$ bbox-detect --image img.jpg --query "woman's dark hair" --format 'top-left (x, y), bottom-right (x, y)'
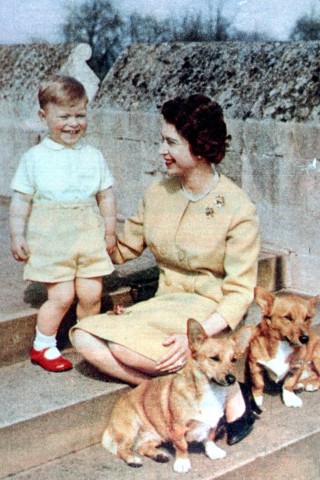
top-left (161, 94), bottom-right (230, 164)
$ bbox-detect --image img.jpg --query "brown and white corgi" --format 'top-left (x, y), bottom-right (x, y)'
top-left (102, 318), bottom-right (253, 473)
top-left (247, 287), bottom-right (319, 408)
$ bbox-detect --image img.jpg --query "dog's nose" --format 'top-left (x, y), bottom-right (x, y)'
top-left (225, 374), bottom-right (236, 385)
top-left (299, 334), bottom-right (309, 344)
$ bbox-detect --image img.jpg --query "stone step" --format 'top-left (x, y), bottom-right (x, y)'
top-left (2, 317), bottom-right (320, 479)
top-left (0, 255), bottom-right (159, 367)
top-left (0, 242), bottom-right (289, 367)
top-left (0, 350), bottom-right (127, 478)
top-left (1, 362), bottom-right (320, 480)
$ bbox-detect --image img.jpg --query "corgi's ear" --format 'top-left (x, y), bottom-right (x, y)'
top-left (255, 287), bottom-right (275, 315)
top-left (187, 318), bottom-right (207, 352)
top-left (308, 295), bottom-right (319, 317)
top-left (234, 326), bottom-right (256, 356)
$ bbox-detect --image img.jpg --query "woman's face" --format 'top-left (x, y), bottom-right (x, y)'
top-left (159, 121), bottom-right (199, 177)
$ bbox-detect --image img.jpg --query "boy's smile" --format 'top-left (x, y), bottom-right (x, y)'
top-left (39, 100), bottom-right (87, 147)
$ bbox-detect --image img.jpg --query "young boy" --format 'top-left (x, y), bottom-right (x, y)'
top-left (9, 75), bottom-right (116, 372)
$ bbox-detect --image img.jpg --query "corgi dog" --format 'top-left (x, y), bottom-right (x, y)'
top-left (102, 318), bottom-right (253, 473)
top-left (247, 287), bottom-right (318, 408)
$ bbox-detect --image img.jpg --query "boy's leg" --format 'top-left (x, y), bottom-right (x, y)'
top-left (37, 281), bottom-right (75, 335)
top-left (75, 276), bottom-right (103, 320)
top-left (31, 281), bottom-right (75, 371)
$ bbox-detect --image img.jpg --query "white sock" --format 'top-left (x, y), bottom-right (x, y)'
top-left (33, 328), bottom-right (61, 359)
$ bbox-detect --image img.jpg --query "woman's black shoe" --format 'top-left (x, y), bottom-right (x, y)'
top-left (239, 381), bottom-right (263, 416)
top-left (226, 382), bottom-right (261, 446)
top-left (226, 409), bottom-right (255, 445)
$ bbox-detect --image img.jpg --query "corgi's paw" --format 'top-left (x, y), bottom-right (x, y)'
top-left (253, 395), bottom-right (264, 407)
top-left (127, 455), bottom-right (143, 468)
top-left (204, 441), bottom-right (226, 460)
top-left (295, 383), bottom-right (304, 390)
top-left (282, 388), bottom-right (303, 407)
top-left (173, 458), bottom-right (191, 473)
top-left (305, 384), bottom-right (318, 392)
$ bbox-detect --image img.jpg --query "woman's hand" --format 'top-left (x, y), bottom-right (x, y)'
top-left (155, 334), bottom-right (190, 373)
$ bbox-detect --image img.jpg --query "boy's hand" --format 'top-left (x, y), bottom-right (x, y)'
top-left (11, 236), bottom-right (30, 261)
top-left (106, 233), bottom-right (116, 255)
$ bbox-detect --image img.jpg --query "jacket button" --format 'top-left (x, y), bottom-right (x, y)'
top-left (178, 252), bottom-right (185, 261)
top-left (165, 279), bottom-right (172, 286)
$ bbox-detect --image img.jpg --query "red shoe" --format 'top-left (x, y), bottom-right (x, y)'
top-left (30, 348), bottom-right (73, 372)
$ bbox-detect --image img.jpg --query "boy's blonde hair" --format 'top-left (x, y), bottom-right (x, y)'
top-left (38, 75), bottom-right (88, 110)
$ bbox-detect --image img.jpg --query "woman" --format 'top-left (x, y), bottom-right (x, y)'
top-left (71, 94), bottom-right (260, 444)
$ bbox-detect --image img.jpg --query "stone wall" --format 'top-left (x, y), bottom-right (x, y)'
top-left (1, 41), bottom-right (320, 294)
top-left (95, 41), bottom-right (320, 121)
top-left (87, 110), bottom-right (320, 295)
top-left (92, 41), bottom-right (320, 295)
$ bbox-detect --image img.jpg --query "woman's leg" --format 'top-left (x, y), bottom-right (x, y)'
top-left (225, 382), bottom-right (256, 445)
top-left (75, 277), bottom-right (103, 320)
top-left (72, 329), bottom-right (156, 385)
top-left (225, 382), bottom-right (246, 421)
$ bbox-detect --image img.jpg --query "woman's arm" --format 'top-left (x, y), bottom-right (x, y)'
top-left (111, 197), bottom-right (147, 264)
top-left (9, 191), bottom-right (32, 261)
top-left (215, 203), bottom-right (260, 330)
top-left (201, 312), bottom-right (229, 336)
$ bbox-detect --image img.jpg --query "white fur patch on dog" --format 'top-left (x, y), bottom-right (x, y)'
top-left (254, 395), bottom-right (264, 406)
top-left (204, 440), bottom-right (226, 460)
top-left (101, 430), bottom-right (117, 455)
top-left (186, 384), bottom-right (226, 443)
top-left (282, 388), bottom-right (303, 407)
top-left (174, 458), bottom-right (191, 473)
top-left (305, 384), bottom-right (318, 392)
top-left (258, 341), bottom-right (293, 383)
top-left (194, 384), bottom-right (227, 428)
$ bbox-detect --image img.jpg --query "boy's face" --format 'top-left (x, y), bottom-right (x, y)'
top-left (38, 100), bottom-right (87, 147)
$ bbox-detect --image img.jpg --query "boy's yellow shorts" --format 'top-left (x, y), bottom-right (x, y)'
top-left (24, 201), bottom-right (114, 283)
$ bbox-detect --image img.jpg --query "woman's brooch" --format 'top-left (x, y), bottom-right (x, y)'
top-left (205, 195), bottom-right (225, 218)
top-left (205, 207), bottom-right (215, 218)
top-left (215, 195), bottom-right (225, 207)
